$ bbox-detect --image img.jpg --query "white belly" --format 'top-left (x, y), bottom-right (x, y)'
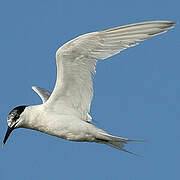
top-left (26, 112), bottom-right (100, 142)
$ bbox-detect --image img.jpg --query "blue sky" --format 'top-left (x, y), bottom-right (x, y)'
top-left (0, 0), bottom-right (179, 179)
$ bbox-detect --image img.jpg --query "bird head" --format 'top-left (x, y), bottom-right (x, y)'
top-left (2, 105), bottom-right (27, 147)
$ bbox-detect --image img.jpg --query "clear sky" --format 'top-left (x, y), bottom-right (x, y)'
top-left (0, 0), bottom-right (179, 179)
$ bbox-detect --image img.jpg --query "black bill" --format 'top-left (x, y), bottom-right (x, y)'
top-left (2, 126), bottom-right (14, 147)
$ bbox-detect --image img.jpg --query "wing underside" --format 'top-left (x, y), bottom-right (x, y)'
top-left (46, 21), bottom-right (175, 120)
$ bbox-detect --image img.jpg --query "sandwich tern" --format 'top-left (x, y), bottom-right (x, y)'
top-left (3, 21), bottom-right (176, 154)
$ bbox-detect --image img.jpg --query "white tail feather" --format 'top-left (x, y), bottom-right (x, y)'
top-left (96, 133), bottom-right (145, 155)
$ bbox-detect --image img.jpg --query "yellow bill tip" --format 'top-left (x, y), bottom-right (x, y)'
top-left (2, 143), bottom-right (5, 148)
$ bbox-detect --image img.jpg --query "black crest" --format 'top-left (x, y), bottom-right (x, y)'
top-left (8, 105), bottom-right (27, 123)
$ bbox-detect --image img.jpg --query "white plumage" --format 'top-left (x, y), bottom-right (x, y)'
top-left (48, 21), bottom-right (175, 121)
top-left (3, 21), bottom-right (176, 154)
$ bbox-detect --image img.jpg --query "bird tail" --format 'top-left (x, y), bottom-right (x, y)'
top-left (96, 133), bottom-right (145, 156)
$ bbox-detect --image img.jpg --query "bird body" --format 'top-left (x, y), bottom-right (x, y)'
top-left (20, 105), bottom-right (102, 142)
top-left (3, 21), bottom-right (176, 154)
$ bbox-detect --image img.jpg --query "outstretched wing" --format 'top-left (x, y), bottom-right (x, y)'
top-left (46, 21), bottom-right (175, 119)
top-left (32, 86), bottom-right (51, 103)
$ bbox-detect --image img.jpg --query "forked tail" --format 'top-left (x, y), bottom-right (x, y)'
top-left (96, 133), bottom-right (145, 156)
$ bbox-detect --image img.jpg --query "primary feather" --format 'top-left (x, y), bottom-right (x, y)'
top-left (47, 21), bottom-right (175, 120)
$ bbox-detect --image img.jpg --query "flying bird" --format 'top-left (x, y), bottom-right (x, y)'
top-left (3, 21), bottom-right (176, 154)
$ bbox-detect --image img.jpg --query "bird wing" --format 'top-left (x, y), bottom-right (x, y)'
top-left (46, 21), bottom-right (175, 120)
top-left (32, 86), bottom-right (51, 103)
top-left (32, 86), bottom-right (93, 122)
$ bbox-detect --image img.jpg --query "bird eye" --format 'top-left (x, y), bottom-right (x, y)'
top-left (14, 114), bottom-right (20, 119)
